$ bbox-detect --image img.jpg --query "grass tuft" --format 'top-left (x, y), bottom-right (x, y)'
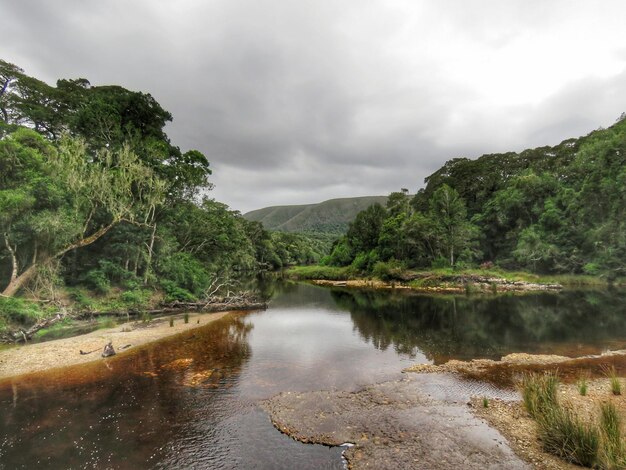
top-left (599, 402), bottom-right (625, 469)
top-left (521, 372), bottom-right (599, 467)
top-left (521, 371), bottom-right (559, 419)
top-left (603, 365), bottom-right (622, 396)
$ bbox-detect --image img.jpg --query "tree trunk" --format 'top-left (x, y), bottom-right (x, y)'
top-left (1, 219), bottom-right (120, 297)
top-left (2, 264), bottom-right (38, 297)
top-left (143, 223), bottom-right (157, 285)
top-left (3, 233), bottom-right (18, 283)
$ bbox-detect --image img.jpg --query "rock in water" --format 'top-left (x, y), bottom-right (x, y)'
top-left (102, 342), bottom-right (116, 358)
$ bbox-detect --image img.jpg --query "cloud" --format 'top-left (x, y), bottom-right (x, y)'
top-left (1, 0), bottom-right (625, 212)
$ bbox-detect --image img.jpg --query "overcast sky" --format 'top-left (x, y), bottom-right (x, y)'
top-left (2, 0), bottom-right (625, 213)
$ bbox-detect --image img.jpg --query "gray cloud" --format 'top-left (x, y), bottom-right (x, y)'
top-left (1, 0), bottom-right (625, 212)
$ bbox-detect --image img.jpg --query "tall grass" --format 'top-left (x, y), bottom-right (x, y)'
top-left (603, 366), bottom-right (622, 396)
top-left (521, 372), bottom-right (626, 469)
top-left (522, 372), bottom-right (598, 467)
top-left (521, 371), bottom-right (559, 419)
top-left (599, 402), bottom-right (625, 469)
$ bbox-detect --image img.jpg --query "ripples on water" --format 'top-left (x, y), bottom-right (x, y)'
top-left (1, 283), bottom-right (626, 468)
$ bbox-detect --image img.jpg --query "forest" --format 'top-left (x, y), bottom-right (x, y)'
top-left (0, 60), bottom-right (325, 329)
top-left (326, 113), bottom-right (626, 278)
top-left (2, 58), bottom-right (625, 332)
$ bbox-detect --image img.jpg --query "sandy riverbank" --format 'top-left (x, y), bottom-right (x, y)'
top-left (0, 311), bottom-right (234, 380)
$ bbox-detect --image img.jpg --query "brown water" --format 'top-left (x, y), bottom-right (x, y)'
top-left (2, 283), bottom-right (626, 468)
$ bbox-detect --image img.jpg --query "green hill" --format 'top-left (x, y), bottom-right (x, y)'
top-left (244, 196), bottom-right (388, 235)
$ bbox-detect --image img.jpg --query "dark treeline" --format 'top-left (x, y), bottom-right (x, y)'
top-left (326, 114), bottom-right (626, 277)
top-left (0, 60), bottom-right (323, 314)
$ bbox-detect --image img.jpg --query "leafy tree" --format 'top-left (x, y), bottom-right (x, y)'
top-left (428, 184), bottom-right (477, 267)
top-left (0, 129), bottom-right (165, 296)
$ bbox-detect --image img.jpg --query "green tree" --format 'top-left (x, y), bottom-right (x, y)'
top-left (0, 129), bottom-right (165, 296)
top-left (429, 184), bottom-right (477, 266)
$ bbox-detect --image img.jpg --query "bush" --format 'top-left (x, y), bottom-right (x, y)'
top-left (372, 259), bottom-right (405, 281)
top-left (160, 280), bottom-right (196, 302)
top-left (84, 269), bottom-right (111, 294)
top-left (157, 252), bottom-right (211, 296)
top-left (0, 297), bottom-right (44, 326)
top-left (583, 262), bottom-right (602, 276)
top-left (120, 289), bottom-right (151, 308)
top-left (431, 256), bottom-right (450, 269)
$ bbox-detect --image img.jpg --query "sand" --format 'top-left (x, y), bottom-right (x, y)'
top-left (0, 311), bottom-right (233, 380)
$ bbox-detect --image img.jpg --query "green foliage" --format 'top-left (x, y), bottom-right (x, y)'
top-left (599, 402), bottom-right (625, 469)
top-left (522, 372), bottom-right (599, 467)
top-left (286, 265), bottom-right (351, 281)
top-left (84, 269), bottom-right (111, 294)
top-left (371, 259), bottom-right (405, 281)
top-left (538, 405), bottom-right (599, 467)
top-left (157, 252), bottom-right (211, 296)
top-left (160, 280), bottom-right (196, 302)
top-left (0, 297), bottom-right (44, 325)
top-left (521, 372), bottom-right (559, 419)
top-left (604, 366), bottom-right (622, 396)
top-left (120, 289), bottom-right (151, 308)
top-left (578, 376), bottom-right (588, 396)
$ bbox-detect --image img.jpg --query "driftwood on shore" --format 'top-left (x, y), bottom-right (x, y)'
top-left (0, 293), bottom-right (267, 344)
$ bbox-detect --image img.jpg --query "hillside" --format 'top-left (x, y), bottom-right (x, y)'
top-left (244, 196), bottom-right (388, 234)
top-left (322, 115), bottom-right (626, 275)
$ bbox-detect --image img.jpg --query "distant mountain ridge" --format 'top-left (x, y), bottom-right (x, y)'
top-left (244, 196), bottom-right (388, 234)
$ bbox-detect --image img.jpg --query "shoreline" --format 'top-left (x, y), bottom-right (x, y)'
top-left (309, 277), bottom-right (563, 293)
top-left (265, 350), bottom-right (626, 469)
top-left (0, 310), bottom-right (239, 380)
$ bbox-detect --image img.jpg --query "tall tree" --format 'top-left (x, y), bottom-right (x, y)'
top-left (429, 184), bottom-right (477, 266)
top-left (0, 129), bottom-right (165, 296)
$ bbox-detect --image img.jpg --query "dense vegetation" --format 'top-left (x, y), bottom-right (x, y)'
top-left (325, 115), bottom-right (626, 278)
top-left (0, 59), bottom-right (323, 328)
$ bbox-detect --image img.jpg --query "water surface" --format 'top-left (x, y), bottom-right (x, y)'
top-left (1, 283), bottom-right (626, 468)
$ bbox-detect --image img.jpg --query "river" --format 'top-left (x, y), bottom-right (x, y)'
top-left (1, 282), bottom-right (626, 468)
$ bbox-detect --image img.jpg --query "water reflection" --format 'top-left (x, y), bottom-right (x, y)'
top-left (2, 283), bottom-right (626, 468)
top-left (333, 288), bottom-right (626, 363)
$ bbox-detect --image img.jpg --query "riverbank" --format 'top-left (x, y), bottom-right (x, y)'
top-left (265, 349), bottom-right (626, 469)
top-left (284, 265), bottom-right (615, 293)
top-left (0, 310), bottom-right (236, 380)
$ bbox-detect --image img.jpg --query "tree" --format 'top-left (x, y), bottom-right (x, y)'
top-left (0, 129), bottom-right (165, 296)
top-left (346, 203), bottom-right (387, 256)
top-left (429, 184), bottom-right (477, 266)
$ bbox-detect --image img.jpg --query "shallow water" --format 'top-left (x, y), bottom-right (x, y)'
top-left (1, 283), bottom-right (626, 468)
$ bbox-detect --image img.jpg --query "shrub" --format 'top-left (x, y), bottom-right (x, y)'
top-left (120, 289), bottom-right (151, 308)
top-left (160, 280), bottom-right (196, 302)
top-left (84, 269), bottom-right (111, 294)
top-left (157, 252), bottom-right (211, 296)
top-left (372, 259), bottom-right (405, 281)
top-left (0, 297), bottom-right (44, 325)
